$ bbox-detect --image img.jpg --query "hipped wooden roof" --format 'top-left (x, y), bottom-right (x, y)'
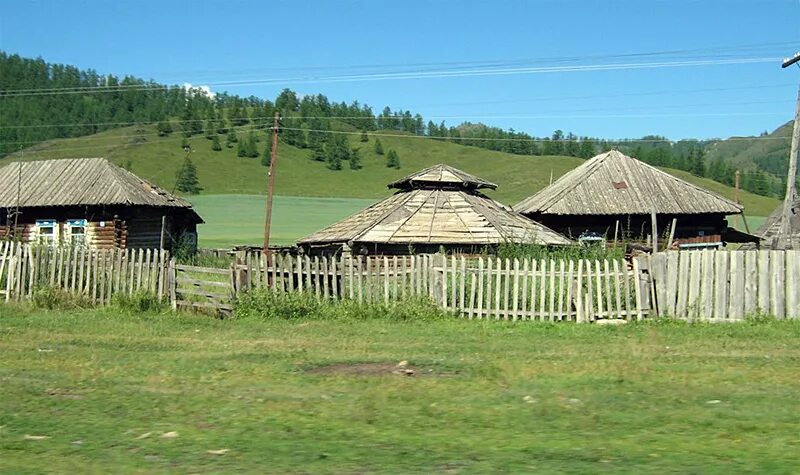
top-left (0, 158), bottom-right (196, 210)
top-left (387, 164), bottom-right (497, 190)
top-left (300, 167), bottom-right (570, 247)
top-left (514, 150), bottom-right (743, 216)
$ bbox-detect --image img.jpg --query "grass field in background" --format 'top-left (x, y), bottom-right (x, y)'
top-left (2, 307), bottom-right (800, 473)
top-left (189, 195), bottom-right (376, 248)
top-left (190, 194), bottom-right (769, 248)
top-left (7, 124), bottom-right (780, 216)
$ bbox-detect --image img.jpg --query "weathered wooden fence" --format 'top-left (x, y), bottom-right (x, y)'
top-left (234, 252), bottom-right (650, 321)
top-left (0, 242), bottom-right (169, 303)
top-left (648, 249), bottom-right (800, 320)
top-left (3, 243), bottom-right (799, 322)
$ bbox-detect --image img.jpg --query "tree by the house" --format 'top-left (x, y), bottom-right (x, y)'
top-left (156, 121), bottom-right (173, 137)
top-left (211, 135), bottom-right (222, 151)
top-left (360, 130), bottom-right (369, 142)
top-left (175, 157), bottom-right (201, 194)
top-left (374, 138), bottom-right (384, 155)
top-left (349, 147), bottom-right (362, 170)
top-left (386, 149), bottom-right (400, 169)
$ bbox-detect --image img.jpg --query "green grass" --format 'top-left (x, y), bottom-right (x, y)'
top-left (2, 306), bottom-right (800, 473)
top-left (189, 195), bottom-right (376, 248)
top-left (5, 123), bottom-right (780, 216)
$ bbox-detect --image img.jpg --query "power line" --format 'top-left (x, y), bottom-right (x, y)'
top-left (0, 56), bottom-right (783, 98)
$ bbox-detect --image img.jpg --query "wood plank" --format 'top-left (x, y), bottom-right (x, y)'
top-left (520, 258), bottom-right (529, 320)
top-left (468, 266), bottom-right (477, 319)
top-left (503, 258), bottom-right (511, 320)
top-left (512, 258), bottom-right (520, 321)
top-left (727, 251), bottom-right (745, 321)
top-left (771, 250), bottom-right (785, 318)
top-left (556, 260), bottom-right (565, 320)
top-left (603, 259), bottom-right (613, 318)
top-left (450, 255), bottom-right (457, 311)
top-left (383, 256), bottom-right (390, 304)
top-left (742, 250), bottom-right (758, 317)
top-left (459, 257), bottom-right (467, 315)
top-left (687, 251), bottom-right (701, 319)
top-left (176, 287), bottom-right (231, 300)
top-left (701, 250), bottom-right (715, 319)
top-left (356, 256), bottom-right (363, 303)
top-left (594, 259), bottom-right (603, 320)
top-left (575, 259), bottom-right (584, 322)
top-left (485, 257), bottom-right (493, 318)
top-left (529, 259), bottom-right (538, 320)
top-left (674, 252), bottom-right (689, 318)
top-left (494, 257), bottom-right (502, 319)
top-left (538, 259), bottom-right (547, 320)
top-left (757, 250), bottom-right (770, 315)
top-left (713, 251), bottom-right (729, 321)
top-left (787, 250), bottom-right (800, 318)
top-left (611, 259), bottom-right (622, 319)
top-left (477, 257), bottom-right (485, 319)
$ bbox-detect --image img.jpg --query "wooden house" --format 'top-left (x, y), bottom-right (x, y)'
top-left (514, 150), bottom-right (755, 247)
top-left (298, 164), bottom-right (571, 255)
top-left (0, 158), bottom-right (203, 250)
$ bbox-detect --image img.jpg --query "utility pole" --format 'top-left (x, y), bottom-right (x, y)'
top-left (779, 51), bottom-right (800, 248)
top-left (263, 112), bottom-right (281, 256)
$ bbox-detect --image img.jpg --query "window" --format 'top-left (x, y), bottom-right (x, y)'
top-left (35, 219), bottom-right (57, 245)
top-left (66, 219), bottom-right (86, 246)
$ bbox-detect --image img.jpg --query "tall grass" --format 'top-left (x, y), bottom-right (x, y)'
top-left (234, 288), bottom-right (449, 322)
top-left (495, 242), bottom-right (625, 262)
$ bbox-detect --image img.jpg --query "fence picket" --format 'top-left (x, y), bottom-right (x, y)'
top-left (612, 259), bottom-right (622, 319)
top-left (477, 257), bottom-right (485, 319)
top-left (771, 250), bottom-right (785, 318)
top-left (728, 251), bottom-right (745, 321)
top-left (503, 258), bottom-right (511, 320)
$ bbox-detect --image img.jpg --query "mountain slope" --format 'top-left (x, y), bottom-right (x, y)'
top-left (2, 122), bottom-right (779, 216)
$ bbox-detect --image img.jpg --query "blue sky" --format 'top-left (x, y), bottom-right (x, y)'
top-left (2, 0), bottom-right (800, 140)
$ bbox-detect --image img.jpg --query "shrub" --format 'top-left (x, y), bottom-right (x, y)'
top-left (112, 290), bottom-right (166, 313)
top-left (31, 287), bottom-right (92, 310)
top-left (235, 290), bottom-right (326, 320)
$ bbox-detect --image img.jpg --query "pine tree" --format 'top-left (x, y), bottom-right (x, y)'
top-left (157, 121), bottom-right (173, 137)
top-left (204, 120), bottom-right (215, 140)
top-left (237, 138), bottom-right (247, 157)
top-left (374, 138), bottom-right (384, 155)
top-left (246, 132), bottom-right (259, 158)
top-left (386, 149), bottom-right (400, 169)
top-left (349, 147), bottom-right (362, 170)
top-left (175, 157), bottom-right (201, 194)
top-left (211, 135), bottom-right (222, 151)
top-left (360, 130), bottom-right (369, 142)
top-left (310, 145), bottom-right (326, 162)
top-left (226, 130), bottom-right (237, 148)
top-left (326, 151), bottom-right (342, 170)
top-left (181, 137), bottom-right (189, 149)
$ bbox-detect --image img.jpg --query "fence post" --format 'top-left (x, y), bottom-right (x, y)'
top-left (169, 258), bottom-right (178, 311)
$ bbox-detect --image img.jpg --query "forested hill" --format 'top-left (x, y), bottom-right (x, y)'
top-left (0, 51), bottom-right (792, 199)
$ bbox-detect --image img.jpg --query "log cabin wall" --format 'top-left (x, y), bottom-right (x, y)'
top-left (0, 205), bottom-right (198, 250)
top-left (528, 213), bottom-right (730, 241)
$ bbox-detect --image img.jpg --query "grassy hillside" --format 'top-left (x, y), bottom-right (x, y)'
top-left (4, 122), bottom-right (779, 216)
top-left (705, 121), bottom-right (792, 174)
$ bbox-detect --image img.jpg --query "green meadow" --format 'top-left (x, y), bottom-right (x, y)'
top-left (2, 306), bottom-right (800, 474)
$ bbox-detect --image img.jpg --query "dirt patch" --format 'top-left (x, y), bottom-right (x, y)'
top-left (305, 361), bottom-right (449, 377)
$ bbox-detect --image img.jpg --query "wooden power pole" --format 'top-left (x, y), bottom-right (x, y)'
top-left (263, 112), bottom-right (281, 256)
top-left (779, 85), bottom-right (800, 248)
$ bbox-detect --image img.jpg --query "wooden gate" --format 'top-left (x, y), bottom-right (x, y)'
top-left (172, 263), bottom-right (235, 313)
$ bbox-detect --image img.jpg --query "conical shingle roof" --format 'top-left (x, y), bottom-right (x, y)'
top-left (300, 166), bottom-right (570, 247)
top-left (514, 150), bottom-right (742, 216)
top-left (387, 163), bottom-right (497, 190)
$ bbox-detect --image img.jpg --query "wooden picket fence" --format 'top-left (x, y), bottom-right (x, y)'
top-left (648, 249), bottom-right (800, 320)
top-left (3, 243), bottom-right (799, 322)
top-left (0, 242), bottom-right (170, 303)
top-left (234, 252), bottom-right (651, 321)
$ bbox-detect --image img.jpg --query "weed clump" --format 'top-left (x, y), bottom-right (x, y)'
top-left (31, 287), bottom-right (92, 310)
top-left (112, 290), bottom-right (166, 313)
top-left (234, 288), bottom-right (448, 322)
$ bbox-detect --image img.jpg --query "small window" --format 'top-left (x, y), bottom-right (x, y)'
top-left (67, 219), bottom-right (87, 246)
top-left (35, 219), bottom-right (57, 245)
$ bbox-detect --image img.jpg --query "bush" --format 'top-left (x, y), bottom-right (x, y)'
top-left (234, 289), bottom-right (449, 322)
top-left (112, 290), bottom-right (166, 313)
top-left (31, 287), bottom-right (92, 310)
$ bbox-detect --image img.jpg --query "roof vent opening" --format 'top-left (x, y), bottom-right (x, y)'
top-left (612, 181), bottom-right (628, 189)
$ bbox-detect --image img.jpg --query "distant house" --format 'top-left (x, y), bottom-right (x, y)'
top-left (0, 158), bottom-right (203, 250)
top-left (514, 150), bottom-right (756, 247)
top-left (298, 164), bottom-right (571, 255)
